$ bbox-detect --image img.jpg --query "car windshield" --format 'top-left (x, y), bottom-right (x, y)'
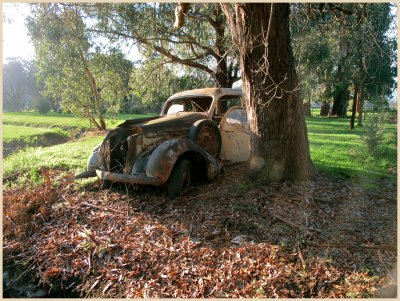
top-left (164, 96), bottom-right (213, 115)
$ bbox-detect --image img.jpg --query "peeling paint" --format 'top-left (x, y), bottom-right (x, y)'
top-left (76, 88), bottom-right (248, 190)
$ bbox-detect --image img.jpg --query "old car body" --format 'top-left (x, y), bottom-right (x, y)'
top-left (76, 88), bottom-right (251, 198)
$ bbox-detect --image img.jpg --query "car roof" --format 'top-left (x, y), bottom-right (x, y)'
top-left (167, 88), bottom-right (243, 100)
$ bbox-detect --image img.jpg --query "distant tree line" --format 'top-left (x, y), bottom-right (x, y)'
top-left (291, 3), bottom-right (396, 123)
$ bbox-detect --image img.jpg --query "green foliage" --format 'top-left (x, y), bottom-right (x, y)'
top-left (362, 96), bottom-right (390, 154)
top-left (236, 183), bottom-right (249, 193)
top-left (3, 57), bottom-right (40, 112)
top-left (85, 3), bottom-right (240, 87)
top-left (292, 3), bottom-right (396, 108)
top-left (129, 59), bottom-right (214, 112)
top-left (32, 96), bottom-right (51, 114)
top-left (27, 3), bottom-right (132, 130)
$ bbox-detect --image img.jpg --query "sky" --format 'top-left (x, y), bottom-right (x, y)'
top-left (3, 3), bottom-right (34, 63)
top-left (2, 3), bottom-right (141, 64)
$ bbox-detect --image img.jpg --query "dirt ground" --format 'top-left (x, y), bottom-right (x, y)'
top-left (3, 164), bottom-right (397, 298)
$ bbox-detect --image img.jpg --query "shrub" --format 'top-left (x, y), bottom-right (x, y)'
top-left (33, 97), bottom-right (51, 114)
top-left (363, 98), bottom-right (388, 154)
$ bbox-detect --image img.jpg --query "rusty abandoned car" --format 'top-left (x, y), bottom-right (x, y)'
top-left (76, 88), bottom-right (251, 198)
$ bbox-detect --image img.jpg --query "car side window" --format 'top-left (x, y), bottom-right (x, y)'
top-left (225, 108), bottom-right (248, 125)
top-left (216, 95), bottom-right (242, 115)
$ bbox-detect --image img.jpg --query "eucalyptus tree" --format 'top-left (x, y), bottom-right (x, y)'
top-left (348, 4), bottom-right (396, 127)
top-left (218, 3), bottom-right (314, 181)
top-left (83, 3), bottom-right (240, 88)
top-left (130, 54), bottom-right (214, 112)
top-left (3, 58), bottom-right (29, 111)
top-left (27, 3), bottom-right (132, 130)
top-left (3, 58), bottom-right (38, 111)
top-left (292, 3), bottom-right (396, 119)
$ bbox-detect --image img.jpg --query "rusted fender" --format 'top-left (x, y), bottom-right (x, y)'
top-left (75, 143), bottom-right (102, 179)
top-left (146, 137), bottom-right (222, 183)
top-left (95, 170), bottom-right (163, 185)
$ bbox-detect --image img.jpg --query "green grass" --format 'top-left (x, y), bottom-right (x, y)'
top-left (3, 124), bottom-right (70, 143)
top-left (2, 111), bottom-right (396, 190)
top-left (3, 135), bottom-right (104, 179)
top-left (3, 111), bottom-right (157, 130)
top-left (306, 115), bottom-right (397, 188)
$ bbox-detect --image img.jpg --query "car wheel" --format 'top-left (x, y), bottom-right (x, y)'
top-left (168, 159), bottom-right (192, 199)
top-left (189, 120), bottom-right (221, 158)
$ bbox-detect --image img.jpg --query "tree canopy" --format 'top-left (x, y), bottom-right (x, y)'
top-left (3, 57), bottom-right (39, 112)
top-left (292, 3), bottom-right (396, 117)
top-left (82, 3), bottom-right (240, 88)
top-left (27, 3), bottom-right (132, 130)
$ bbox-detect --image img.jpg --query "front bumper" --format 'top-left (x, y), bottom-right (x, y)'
top-left (75, 169), bottom-right (163, 185)
top-left (95, 170), bottom-right (163, 185)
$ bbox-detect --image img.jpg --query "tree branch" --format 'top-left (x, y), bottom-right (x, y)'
top-left (88, 28), bottom-right (216, 77)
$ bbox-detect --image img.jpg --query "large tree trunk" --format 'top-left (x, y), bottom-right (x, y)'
top-left (331, 35), bottom-right (350, 118)
top-left (320, 102), bottom-right (330, 116)
top-left (331, 87), bottom-right (349, 117)
top-left (222, 3), bottom-right (314, 181)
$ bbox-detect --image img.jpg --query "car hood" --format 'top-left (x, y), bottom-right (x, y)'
top-left (118, 112), bottom-right (207, 135)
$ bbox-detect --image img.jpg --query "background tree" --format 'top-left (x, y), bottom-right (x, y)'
top-left (3, 57), bottom-right (39, 111)
top-left (83, 3), bottom-right (240, 88)
top-left (27, 3), bottom-right (132, 130)
top-left (292, 3), bottom-right (396, 119)
top-left (129, 52), bottom-right (214, 113)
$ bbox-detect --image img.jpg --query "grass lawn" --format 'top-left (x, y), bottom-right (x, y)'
top-left (3, 112), bottom-right (157, 130)
top-left (306, 115), bottom-right (397, 188)
top-left (3, 111), bottom-right (396, 189)
top-left (3, 124), bottom-right (70, 143)
top-left (3, 135), bottom-right (104, 186)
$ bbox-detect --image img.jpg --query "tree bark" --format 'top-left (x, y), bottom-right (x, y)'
top-left (213, 5), bottom-right (229, 87)
top-left (331, 87), bottom-right (349, 117)
top-left (357, 88), bottom-right (363, 126)
top-left (350, 84), bottom-right (358, 129)
top-left (320, 102), bottom-right (330, 116)
top-left (302, 101), bottom-right (311, 117)
top-left (331, 35), bottom-right (350, 118)
top-left (222, 3), bottom-right (314, 181)
top-left (79, 48), bottom-right (106, 130)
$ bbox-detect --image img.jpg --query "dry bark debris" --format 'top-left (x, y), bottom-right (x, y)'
top-left (3, 165), bottom-right (397, 298)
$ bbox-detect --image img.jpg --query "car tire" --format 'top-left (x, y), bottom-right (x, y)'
top-left (189, 120), bottom-right (221, 158)
top-left (168, 159), bottom-right (192, 199)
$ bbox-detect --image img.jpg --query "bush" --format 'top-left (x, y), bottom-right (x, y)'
top-left (363, 98), bottom-right (387, 154)
top-left (33, 97), bottom-right (51, 114)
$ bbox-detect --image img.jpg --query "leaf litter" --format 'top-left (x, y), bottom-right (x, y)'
top-left (3, 163), bottom-right (397, 297)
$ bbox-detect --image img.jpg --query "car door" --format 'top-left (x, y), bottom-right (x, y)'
top-left (219, 106), bottom-right (250, 162)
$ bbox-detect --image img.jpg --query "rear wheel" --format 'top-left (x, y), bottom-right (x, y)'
top-left (168, 159), bottom-right (192, 199)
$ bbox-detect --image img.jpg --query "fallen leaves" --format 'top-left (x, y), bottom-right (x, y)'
top-left (2, 166), bottom-right (397, 298)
